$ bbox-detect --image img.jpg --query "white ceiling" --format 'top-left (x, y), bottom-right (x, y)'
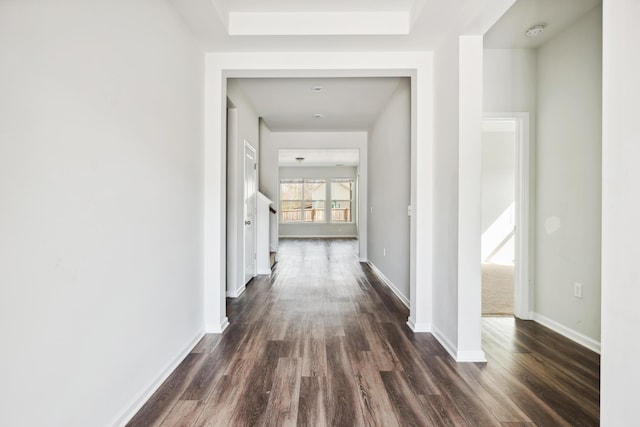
top-left (279, 149), bottom-right (359, 167)
top-left (169, 0), bottom-right (516, 51)
top-left (484, 0), bottom-right (601, 49)
top-left (229, 77), bottom-right (406, 132)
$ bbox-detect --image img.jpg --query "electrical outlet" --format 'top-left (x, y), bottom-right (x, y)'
top-left (574, 282), bottom-right (583, 299)
top-left (383, 248), bottom-right (386, 257)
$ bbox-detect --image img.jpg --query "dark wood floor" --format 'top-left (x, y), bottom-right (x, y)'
top-left (127, 238), bottom-right (600, 426)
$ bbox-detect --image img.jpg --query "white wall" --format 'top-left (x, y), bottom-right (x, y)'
top-left (367, 80), bottom-right (411, 302)
top-left (0, 1), bottom-right (204, 426)
top-left (535, 5), bottom-right (602, 345)
top-left (601, 0), bottom-right (640, 423)
top-left (484, 49), bottom-right (537, 114)
top-left (279, 166), bottom-right (358, 237)
top-left (259, 128), bottom-right (368, 254)
top-left (226, 81), bottom-right (260, 296)
top-left (431, 35), bottom-right (461, 354)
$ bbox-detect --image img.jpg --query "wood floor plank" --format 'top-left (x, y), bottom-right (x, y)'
top-left (422, 356), bottom-right (503, 427)
top-left (380, 322), bottom-right (441, 395)
top-left (180, 351), bottom-right (228, 401)
top-left (445, 359), bottom-right (532, 423)
top-left (300, 331), bottom-right (327, 377)
top-left (478, 352), bottom-right (574, 427)
top-left (192, 375), bottom-right (244, 427)
top-left (350, 351), bottom-right (400, 427)
top-left (263, 357), bottom-right (302, 427)
top-left (417, 394), bottom-right (468, 426)
top-left (229, 340), bottom-right (292, 426)
top-left (357, 312), bottom-right (403, 371)
top-left (297, 376), bottom-right (327, 427)
top-left (159, 400), bottom-right (204, 427)
top-left (191, 334), bottom-right (222, 354)
top-left (380, 370), bottom-right (438, 426)
top-left (324, 335), bottom-right (365, 426)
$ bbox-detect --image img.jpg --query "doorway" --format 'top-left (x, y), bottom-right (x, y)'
top-left (481, 114), bottom-right (531, 319)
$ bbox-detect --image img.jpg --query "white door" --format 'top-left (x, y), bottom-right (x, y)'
top-left (244, 141), bottom-right (257, 284)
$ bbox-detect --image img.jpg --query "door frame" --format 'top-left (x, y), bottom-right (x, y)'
top-left (483, 112), bottom-right (532, 319)
top-left (204, 52), bottom-right (433, 337)
top-left (243, 140), bottom-right (257, 284)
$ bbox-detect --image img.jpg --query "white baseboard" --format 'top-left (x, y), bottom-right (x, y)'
top-left (456, 350), bottom-right (487, 363)
top-left (279, 235), bottom-right (358, 239)
top-left (431, 326), bottom-right (486, 362)
top-left (226, 285), bottom-right (246, 298)
top-left (257, 268), bottom-right (272, 275)
top-left (515, 311), bottom-right (535, 321)
top-left (407, 318), bottom-right (431, 332)
top-left (111, 329), bottom-right (204, 427)
top-left (366, 261), bottom-right (410, 308)
top-left (533, 313), bottom-right (601, 354)
top-left (206, 317), bottom-right (229, 334)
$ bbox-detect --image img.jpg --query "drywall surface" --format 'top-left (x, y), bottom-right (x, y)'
top-left (260, 129), bottom-right (368, 252)
top-left (601, 0), bottom-right (640, 423)
top-left (279, 166), bottom-right (358, 237)
top-left (0, 1), bottom-right (204, 426)
top-left (367, 80), bottom-right (411, 302)
top-left (226, 82), bottom-right (260, 295)
top-left (484, 49), bottom-right (537, 113)
top-left (431, 35), bottom-right (460, 352)
top-left (535, 5), bottom-right (602, 344)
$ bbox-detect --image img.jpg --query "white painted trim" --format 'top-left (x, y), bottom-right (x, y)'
top-left (206, 318), bottom-right (229, 334)
top-left (367, 261), bottom-right (410, 308)
top-left (432, 326), bottom-right (486, 362)
top-left (279, 235), bottom-right (359, 239)
top-left (456, 350), bottom-right (487, 363)
top-left (483, 113), bottom-right (532, 320)
top-left (534, 313), bottom-right (601, 354)
top-left (205, 52), bottom-right (433, 344)
top-left (407, 319), bottom-right (431, 332)
top-left (243, 140), bottom-right (258, 286)
top-left (431, 325), bottom-right (457, 360)
top-left (226, 285), bottom-right (246, 298)
top-left (112, 329), bottom-right (205, 427)
top-left (257, 268), bottom-right (272, 275)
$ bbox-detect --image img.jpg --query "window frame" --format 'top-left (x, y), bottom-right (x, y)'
top-left (330, 178), bottom-right (355, 224)
top-left (279, 178), bottom-right (327, 224)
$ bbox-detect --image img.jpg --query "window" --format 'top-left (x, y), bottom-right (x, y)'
top-left (331, 179), bottom-right (353, 223)
top-left (280, 179), bottom-right (326, 223)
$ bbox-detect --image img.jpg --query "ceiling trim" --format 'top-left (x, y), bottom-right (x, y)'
top-left (228, 11), bottom-right (410, 36)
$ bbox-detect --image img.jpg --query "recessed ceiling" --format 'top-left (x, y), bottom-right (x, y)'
top-left (279, 149), bottom-right (359, 167)
top-left (169, 0), bottom-right (516, 52)
top-left (229, 77), bottom-right (406, 132)
top-left (484, 0), bottom-right (601, 49)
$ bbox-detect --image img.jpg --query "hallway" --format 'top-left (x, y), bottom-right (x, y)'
top-left (128, 239), bottom-right (599, 426)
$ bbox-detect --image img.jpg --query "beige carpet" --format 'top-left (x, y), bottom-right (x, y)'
top-left (482, 262), bottom-right (514, 315)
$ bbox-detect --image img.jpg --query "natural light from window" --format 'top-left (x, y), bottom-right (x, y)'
top-left (280, 178), bottom-right (354, 224)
